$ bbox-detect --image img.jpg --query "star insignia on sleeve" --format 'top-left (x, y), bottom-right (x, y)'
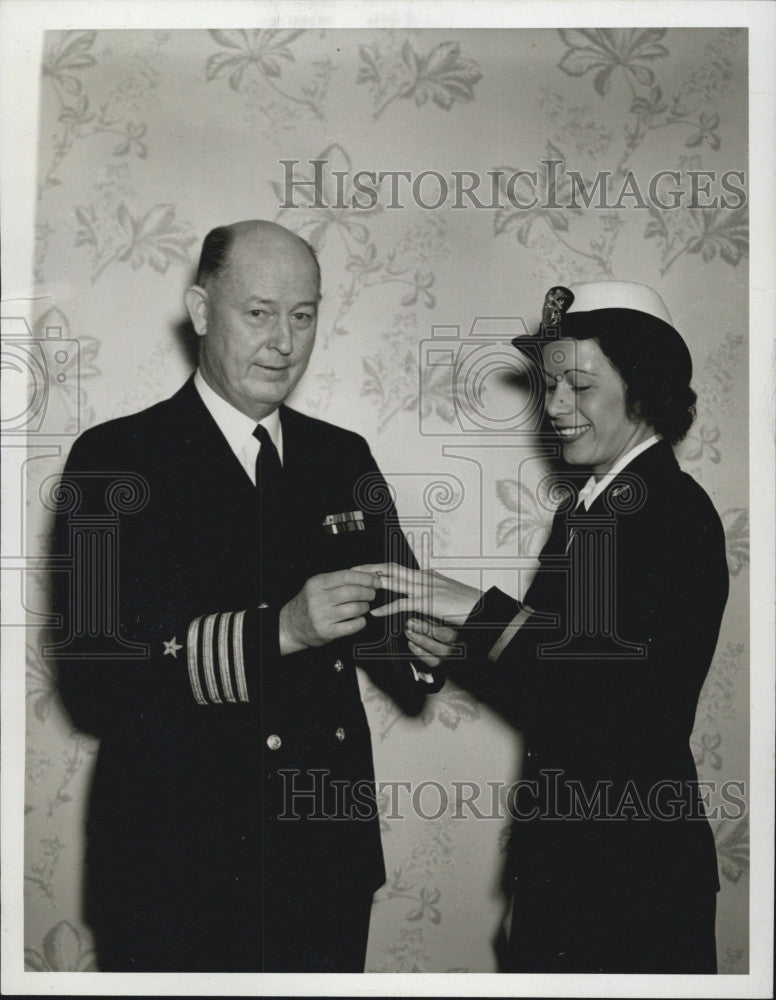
top-left (163, 636), bottom-right (183, 658)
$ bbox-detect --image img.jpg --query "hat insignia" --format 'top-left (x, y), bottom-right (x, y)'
top-left (541, 286), bottom-right (574, 331)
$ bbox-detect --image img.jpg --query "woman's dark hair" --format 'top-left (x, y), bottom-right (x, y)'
top-left (558, 309), bottom-right (697, 445)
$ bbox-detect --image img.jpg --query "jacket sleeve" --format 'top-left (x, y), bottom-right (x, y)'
top-left (452, 489), bottom-right (729, 740)
top-left (50, 430), bottom-right (279, 737)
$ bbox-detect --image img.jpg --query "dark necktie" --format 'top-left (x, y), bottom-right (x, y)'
top-left (253, 424), bottom-right (284, 601)
top-left (253, 424), bottom-right (282, 489)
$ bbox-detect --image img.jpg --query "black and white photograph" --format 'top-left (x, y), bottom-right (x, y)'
top-left (1, 1), bottom-right (773, 995)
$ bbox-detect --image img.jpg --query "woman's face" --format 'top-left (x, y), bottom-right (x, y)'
top-left (541, 337), bottom-right (653, 477)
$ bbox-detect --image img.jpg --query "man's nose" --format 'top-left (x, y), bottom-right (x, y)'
top-left (267, 314), bottom-right (293, 354)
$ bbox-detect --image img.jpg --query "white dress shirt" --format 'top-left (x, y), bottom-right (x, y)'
top-left (194, 369), bottom-right (282, 484)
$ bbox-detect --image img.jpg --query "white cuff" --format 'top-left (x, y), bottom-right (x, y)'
top-left (410, 662), bottom-right (436, 684)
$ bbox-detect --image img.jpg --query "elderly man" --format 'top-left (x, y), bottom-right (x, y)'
top-left (50, 221), bottom-right (453, 972)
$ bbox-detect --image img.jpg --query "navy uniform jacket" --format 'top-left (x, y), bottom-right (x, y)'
top-left (459, 440), bottom-right (728, 909)
top-left (50, 376), bottom-right (430, 971)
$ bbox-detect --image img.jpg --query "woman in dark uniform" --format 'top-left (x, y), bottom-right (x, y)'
top-left (362, 281), bottom-right (729, 973)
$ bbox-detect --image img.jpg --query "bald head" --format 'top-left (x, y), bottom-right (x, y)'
top-left (196, 220), bottom-right (321, 297)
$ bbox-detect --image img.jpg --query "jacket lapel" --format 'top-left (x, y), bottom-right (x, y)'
top-left (580, 439), bottom-right (677, 519)
top-left (166, 376), bottom-right (257, 504)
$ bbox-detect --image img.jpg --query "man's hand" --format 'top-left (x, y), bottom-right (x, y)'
top-left (279, 569), bottom-right (380, 655)
top-left (354, 562), bottom-right (483, 625)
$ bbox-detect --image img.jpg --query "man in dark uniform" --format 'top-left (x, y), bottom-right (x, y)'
top-left (49, 220), bottom-right (453, 972)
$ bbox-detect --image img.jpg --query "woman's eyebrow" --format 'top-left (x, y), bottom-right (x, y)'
top-left (544, 368), bottom-right (599, 378)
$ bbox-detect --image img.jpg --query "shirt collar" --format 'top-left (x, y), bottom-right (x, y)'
top-left (576, 434), bottom-right (661, 511)
top-left (193, 369), bottom-right (283, 462)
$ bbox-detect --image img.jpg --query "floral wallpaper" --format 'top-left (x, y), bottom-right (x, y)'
top-left (24, 28), bottom-right (748, 973)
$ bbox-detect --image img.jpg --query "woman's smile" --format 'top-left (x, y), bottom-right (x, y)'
top-left (553, 423), bottom-right (592, 442)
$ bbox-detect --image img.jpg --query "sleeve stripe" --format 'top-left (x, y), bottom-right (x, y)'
top-left (218, 611), bottom-right (237, 703)
top-left (186, 616), bottom-right (208, 705)
top-left (188, 607), bottom-right (254, 706)
top-left (202, 613), bottom-right (222, 703)
top-left (233, 609), bottom-right (249, 703)
top-left (487, 605), bottom-right (534, 663)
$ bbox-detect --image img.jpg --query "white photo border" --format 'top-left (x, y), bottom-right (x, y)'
top-left (2, 2), bottom-right (773, 997)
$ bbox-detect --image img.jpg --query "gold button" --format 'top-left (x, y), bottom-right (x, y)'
top-left (266, 734), bottom-right (282, 750)
top-left (335, 727), bottom-right (346, 742)
top-left (333, 659), bottom-right (344, 673)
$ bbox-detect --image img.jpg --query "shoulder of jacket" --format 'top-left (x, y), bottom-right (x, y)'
top-left (644, 465), bottom-right (725, 539)
top-left (280, 405), bottom-right (370, 452)
top-left (67, 395), bottom-right (177, 462)
top-left (677, 469), bottom-right (725, 527)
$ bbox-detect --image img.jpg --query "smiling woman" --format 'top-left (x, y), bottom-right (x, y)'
top-left (364, 280), bottom-right (729, 974)
top-left (541, 337), bottom-right (656, 477)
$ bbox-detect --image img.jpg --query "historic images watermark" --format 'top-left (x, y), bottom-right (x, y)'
top-left (1, 314), bottom-right (152, 652)
top-left (278, 157), bottom-right (747, 212)
top-left (1, 315), bottom-right (83, 634)
top-left (1, 316), bottom-right (81, 438)
top-left (276, 770), bottom-right (747, 823)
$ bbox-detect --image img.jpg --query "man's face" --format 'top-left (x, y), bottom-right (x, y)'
top-left (541, 337), bottom-right (649, 477)
top-left (193, 230), bottom-right (319, 420)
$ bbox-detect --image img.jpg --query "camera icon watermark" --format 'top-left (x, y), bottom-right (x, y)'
top-left (419, 316), bottom-right (545, 437)
top-left (1, 316), bottom-right (81, 435)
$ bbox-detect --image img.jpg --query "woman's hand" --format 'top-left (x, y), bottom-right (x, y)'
top-left (353, 562), bottom-right (483, 625)
top-left (404, 618), bottom-right (459, 670)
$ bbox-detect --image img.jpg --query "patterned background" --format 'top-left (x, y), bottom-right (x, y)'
top-left (24, 28), bottom-right (748, 973)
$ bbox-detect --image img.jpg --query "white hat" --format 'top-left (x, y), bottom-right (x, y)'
top-left (511, 281), bottom-right (689, 379)
top-left (565, 281), bottom-right (673, 325)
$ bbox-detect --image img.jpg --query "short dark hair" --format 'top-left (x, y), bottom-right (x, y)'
top-left (568, 311), bottom-right (697, 445)
top-left (196, 225), bottom-right (235, 287)
top-left (195, 224), bottom-right (322, 292)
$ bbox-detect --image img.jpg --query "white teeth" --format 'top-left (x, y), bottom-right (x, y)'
top-left (556, 425), bottom-right (590, 438)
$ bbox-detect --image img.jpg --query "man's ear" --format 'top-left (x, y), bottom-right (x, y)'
top-left (184, 285), bottom-right (209, 337)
